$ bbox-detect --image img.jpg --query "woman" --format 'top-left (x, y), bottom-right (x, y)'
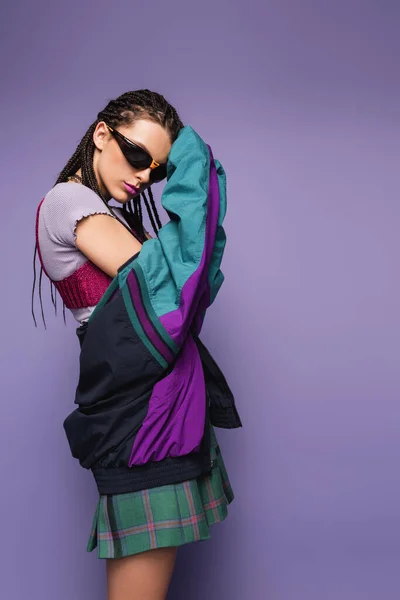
top-left (33, 89), bottom-right (241, 600)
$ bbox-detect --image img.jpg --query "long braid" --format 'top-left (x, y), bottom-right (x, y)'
top-left (38, 267), bottom-right (47, 329)
top-left (147, 187), bottom-right (162, 230)
top-left (142, 190), bottom-right (160, 234)
top-left (136, 196), bottom-right (144, 231)
top-left (31, 243), bottom-right (38, 328)
top-left (33, 89), bottom-right (183, 327)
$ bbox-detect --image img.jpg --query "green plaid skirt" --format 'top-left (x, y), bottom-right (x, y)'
top-left (87, 426), bottom-right (234, 559)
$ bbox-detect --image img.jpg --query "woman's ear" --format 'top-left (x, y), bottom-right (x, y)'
top-left (93, 121), bottom-right (109, 151)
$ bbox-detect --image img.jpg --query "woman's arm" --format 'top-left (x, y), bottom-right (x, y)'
top-left (75, 214), bottom-right (143, 278)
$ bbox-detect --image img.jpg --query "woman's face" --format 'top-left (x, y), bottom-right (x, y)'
top-left (92, 119), bottom-right (172, 203)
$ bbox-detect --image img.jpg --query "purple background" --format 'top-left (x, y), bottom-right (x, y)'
top-left (1, 1), bottom-right (399, 598)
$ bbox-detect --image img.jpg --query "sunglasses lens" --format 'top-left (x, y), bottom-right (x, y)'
top-left (113, 136), bottom-right (149, 169)
top-left (125, 147), bottom-right (151, 170)
top-left (113, 131), bottom-right (167, 182)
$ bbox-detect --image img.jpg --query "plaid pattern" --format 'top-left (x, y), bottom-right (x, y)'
top-left (87, 426), bottom-right (234, 559)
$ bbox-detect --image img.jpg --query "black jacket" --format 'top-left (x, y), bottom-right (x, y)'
top-left (63, 288), bottom-right (242, 494)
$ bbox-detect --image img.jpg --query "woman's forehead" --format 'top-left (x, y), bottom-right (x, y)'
top-left (121, 119), bottom-right (171, 163)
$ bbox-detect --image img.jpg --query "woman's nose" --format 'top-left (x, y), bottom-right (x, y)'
top-left (136, 168), bottom-right (152, 185)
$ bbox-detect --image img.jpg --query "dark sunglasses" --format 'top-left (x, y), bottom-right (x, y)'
top-left (105, 123), bottom-right (168, 183)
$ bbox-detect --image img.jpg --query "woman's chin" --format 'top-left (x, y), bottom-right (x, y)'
top-left (111, 190), bottom-right (134, 204)
top-left (109, 183), bottom-right (142, 204)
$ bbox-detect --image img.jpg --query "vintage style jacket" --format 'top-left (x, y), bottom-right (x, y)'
top-left (62, 126), bottom-right (242, 494)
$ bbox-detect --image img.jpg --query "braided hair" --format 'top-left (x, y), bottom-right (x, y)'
top-left (32, 89), bottom-right (184, 328)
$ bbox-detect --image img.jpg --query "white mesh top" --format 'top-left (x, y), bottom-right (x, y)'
top-left (37, 182), bottom-right (133, 324)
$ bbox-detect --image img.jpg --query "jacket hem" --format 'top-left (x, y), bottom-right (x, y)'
top-left (91, 452), bottom-right (211, 495)
top-left (210, 405), bottom-right (243, 429)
